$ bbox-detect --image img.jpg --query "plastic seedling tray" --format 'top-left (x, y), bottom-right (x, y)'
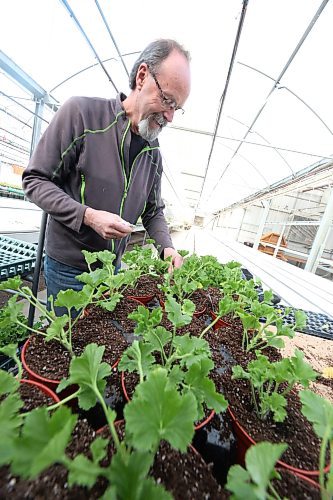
top-left (0, 235), bottom-right (38, 281)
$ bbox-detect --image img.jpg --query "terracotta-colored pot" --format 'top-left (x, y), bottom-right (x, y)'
top-left (121, 371), bottom-right (214, 430)
top-left (228, 406), bottom-right (330, 478)
top-left (127, 294), bottom-right (155, 305)
top-left (209, 310), bottom-right (232, 330)
top-left (20, 378), bottom-right (60, 404)
top-left (22, 336), bottom-right (120, 396)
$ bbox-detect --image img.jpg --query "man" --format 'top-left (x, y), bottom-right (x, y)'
top-left (22, 39), bottom-right (191, 302)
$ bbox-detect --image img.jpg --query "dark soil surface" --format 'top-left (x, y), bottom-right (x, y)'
top-left (190, 289), bottom-right (208, 314)
top-left (151, 441), bottom-right (225, 499)
top-left (273, 469), bottom-right (321, 499)
top-left (207, 316), bottom-right (329, 472)
top-left (107, 297), bottom-right (142, 336)
top-left (19, 380), bottom-right (57, 412)
top-left (0, 420), bottom-right (109, 499)
top-left (23, 305), bottom-right (128, 381)
top-left (205, 286), bottom-right (223, 311)
top-left (99, 423), bottom-right (226, 499)
top-left (122, 273), bottom-right (163, 299)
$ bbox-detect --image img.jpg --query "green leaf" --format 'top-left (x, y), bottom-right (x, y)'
top-left (57, 343), bottom-right (112, 411)
top-left (45, 315), bottom-right (69, 341)
top-left (300, 390), bottom-right (333, 440)
top-left (0, 369), bottom-right (20, 395)
top-left (172, 334), bottom-right (211, 368)
top-left (124, 368), bottom-right (197, 452)
top-left (54, 289), bottom-right (88, 310)
top-left (11, 406), bottom-right (77, 478)
top-left (185, 360), bottom-right (228, 415)
top-left (76, 268), bottom-right (108, 287)
top-left (289, 349), bottom-right (318, 387)
top-left (82, 250), bottom-right (99, 266)
top-left (0, 276), bottom-right (22, 291)
top-left (165, 295), bottom-right (193, 328)
top-left (261, 392), bottom-right (287, 423)
top-left (245, 442), bottom-right (287, 498)
top-left (5, 296), bottom-right (25, 323)
top-left (0, 392), bottom-right (23, 465)
top-left (100, 292), bottom-right (123, 312)
top-left (67, 454), bottom-right (104, 487)
top-left (118, 341), bottom-right (155, 376)
top-left (226, 465), bottom-right (257, 499)
top-left (145, 326), bottom-right (171, 352)
top-left (67, 437), bottom-right (108, 487)
top-left (266, 336), bottom-right (285, 349)
top-left (109, 447), bottom-right (151, 499)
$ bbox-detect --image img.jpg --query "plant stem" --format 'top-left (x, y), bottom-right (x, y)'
top-left (95, 387), bottom-right (126, 461)
top-left (20, 389), bottom-right (80, 417)
top-left (319, 430), bottom-right (330, 495)
top-left (267, 482), bottom-right (282, 500)
top-left (250, 381), bottom-right (260, 418)
top-left (199, 315), bottom-right (220, 339)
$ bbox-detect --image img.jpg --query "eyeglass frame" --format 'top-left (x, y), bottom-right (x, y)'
top-left (146, 63), bottom-right (185, 115)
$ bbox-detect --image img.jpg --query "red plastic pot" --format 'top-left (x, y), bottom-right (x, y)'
top-left (209, 310), bottom-right (232, 330)
top-left (20, 378), bottom-right (60, 404)
top-left (127, 294), bottom-right (155, 305)
top-left (121, 371), bottom-right (214, 430)
top-left (228, 406), bottom-right (330, 478)
top-left (22, 336), bottom-right (120, 396)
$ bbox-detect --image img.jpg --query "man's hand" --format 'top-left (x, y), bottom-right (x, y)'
top-left (163, 247), bottom-right (183, 273)
top-left (84, 207), bottom-right (133, 239)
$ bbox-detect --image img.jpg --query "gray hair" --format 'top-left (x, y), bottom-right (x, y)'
top-left (129, 39), bottom-right (190, 90)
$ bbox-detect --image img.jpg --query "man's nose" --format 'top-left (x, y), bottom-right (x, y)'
top-left (163, 108), bottom-right (175, 123)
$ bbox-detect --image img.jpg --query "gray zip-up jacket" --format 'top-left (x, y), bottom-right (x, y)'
top-left (22, 94), bottom-right (174, 270)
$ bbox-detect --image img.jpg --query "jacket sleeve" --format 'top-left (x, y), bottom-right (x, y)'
top-left (141, 153), bottom-right (174, 254)
top-left (22, 97), bottom-right (87, 233)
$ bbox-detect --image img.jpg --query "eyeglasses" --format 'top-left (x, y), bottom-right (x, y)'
top-left (146, 64), bottom-right (185, 115)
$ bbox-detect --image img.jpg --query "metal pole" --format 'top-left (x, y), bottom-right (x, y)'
top-left (253, 200), bottom-right (270, 250)
top-left (27, 211), bottom-right (48, 327)
top-left (27, 98), bottom-right (47, 327)
top-left (305, 188), bottom-right (333, 273)
top-left (273, 222), bottom-right (286, 258)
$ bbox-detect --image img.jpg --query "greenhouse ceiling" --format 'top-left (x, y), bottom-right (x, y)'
top-left (0, 0), bottom-right (332, 218)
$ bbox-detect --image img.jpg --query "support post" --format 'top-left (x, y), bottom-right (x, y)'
top-left (253, 200), bottom-right (271, 250)
top-left (273, 222), bottom-right (286, 258)
top-left (305, 188), bottom-right (333, 273)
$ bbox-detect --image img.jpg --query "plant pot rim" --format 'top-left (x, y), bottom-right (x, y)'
top-left (209, 310), bottom-right (232, 328)
top-left (127, 294), bottom-right (155, 305)
top-left (121, 371), bottom-right (215, 430)
top-left (22, 335), bottom-right (120, 387)
top-left (228, 406), bottom-right (330, 477)
top-left (20, 378), bottom-right (60, 403)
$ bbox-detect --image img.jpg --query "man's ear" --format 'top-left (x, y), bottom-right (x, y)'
top-left (136, 63), bottom-right (148, 90)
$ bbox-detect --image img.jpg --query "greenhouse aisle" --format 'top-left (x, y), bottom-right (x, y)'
top-left (170, 228), bottom-right (333, 318)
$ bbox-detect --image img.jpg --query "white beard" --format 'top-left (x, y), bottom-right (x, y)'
top-left (138, 113), bottom-right (167, 142)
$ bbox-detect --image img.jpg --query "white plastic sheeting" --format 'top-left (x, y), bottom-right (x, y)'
top-left (1, 0), bottom-right (332, 217)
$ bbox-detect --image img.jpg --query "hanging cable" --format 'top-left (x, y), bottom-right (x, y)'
top-left (59, 0), bottom-right (119, 93)
top-left (238, 61), bottom-right (333, 136)
top-left (202, 0), bottom-right (330, 207)
top-left (169, 125), bottom-right (332, 160)
top-left (0, 108), bottom-right (32, 129)
top-left (0, 127), bottom-right (30, 143)
top-left (0, 91), bottom-right (49, 124)
top-left (195, 0), bottom-right (249, 211)
top-left (94, 0), bottom-right (129, 77)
